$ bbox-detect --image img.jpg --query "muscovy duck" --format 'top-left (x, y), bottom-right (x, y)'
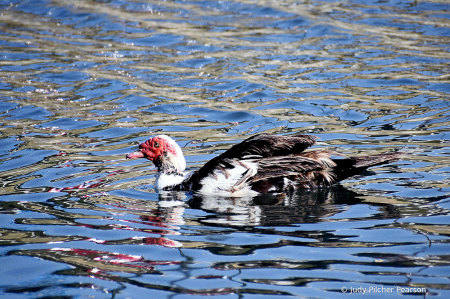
top-left (126, 134), bottom-right (402, 195)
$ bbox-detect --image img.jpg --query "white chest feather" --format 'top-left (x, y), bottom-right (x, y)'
top-left (155, 172), bottom-right (191, 191)
top-left (198, 160), bottom-right (258, 196)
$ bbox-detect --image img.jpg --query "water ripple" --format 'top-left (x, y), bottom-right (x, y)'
top-left (1, 0), bottom-right (450, 298)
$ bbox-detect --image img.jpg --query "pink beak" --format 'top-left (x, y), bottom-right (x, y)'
top-left (126, 151), bottom-right (145, 159)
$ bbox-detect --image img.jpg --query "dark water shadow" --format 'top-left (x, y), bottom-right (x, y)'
top-left (157, 185), bottom-right (400, 227)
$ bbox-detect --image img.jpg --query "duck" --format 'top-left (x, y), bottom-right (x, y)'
top-left (126, 133), bottom-right (402, 196)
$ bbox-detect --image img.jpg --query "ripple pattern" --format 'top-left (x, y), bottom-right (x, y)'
top-left (0, 0), bottom-right (450, 298)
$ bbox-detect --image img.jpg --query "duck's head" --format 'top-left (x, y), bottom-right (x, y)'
top-left (126, 135), bottom-right (186, 173)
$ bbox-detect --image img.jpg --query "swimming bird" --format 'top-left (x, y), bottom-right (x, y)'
top-left (126, 134), bottom-right (402, 196)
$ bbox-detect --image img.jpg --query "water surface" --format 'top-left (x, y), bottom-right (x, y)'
top-left (1, 0), bottom-right (450, 298)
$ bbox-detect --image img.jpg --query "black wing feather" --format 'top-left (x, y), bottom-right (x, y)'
top-left (180, 133), bottom-right (402, 193)
top-left (221, 133), bottom-right (317, 159)
top-left (182, 133), bottom-right (317, 190)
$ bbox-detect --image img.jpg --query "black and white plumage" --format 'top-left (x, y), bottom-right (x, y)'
top-left (126, 133), bottom-right (402, 196)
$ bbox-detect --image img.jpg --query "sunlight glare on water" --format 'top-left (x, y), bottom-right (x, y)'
top-left (0, 0), bottom-right (450, 298)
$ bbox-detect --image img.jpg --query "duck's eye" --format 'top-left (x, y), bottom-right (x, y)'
top-left (153, 141), bottom-right (160, 148)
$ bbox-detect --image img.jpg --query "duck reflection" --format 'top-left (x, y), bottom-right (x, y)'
top-left (156, 186), bottom-right (398, 227)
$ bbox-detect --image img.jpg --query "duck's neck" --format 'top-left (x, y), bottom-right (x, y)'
top-left (154, 151), bottom-right (185, 174)
top-left (153, 151), bottom-right (187, 191)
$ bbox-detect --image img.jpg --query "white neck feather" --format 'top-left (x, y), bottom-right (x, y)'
top-left (155, 171), bottom-right (192, 191)
top-left (157, 135), bottom-right (186, 173)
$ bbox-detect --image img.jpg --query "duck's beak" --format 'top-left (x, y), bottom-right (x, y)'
top-left (126, 151), bottom-right (145, 159)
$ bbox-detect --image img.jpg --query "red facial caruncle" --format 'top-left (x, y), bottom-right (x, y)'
top-left (126, 136), bottom-right (177, 161)
top-left (126, 135), bottom-right (186, 172)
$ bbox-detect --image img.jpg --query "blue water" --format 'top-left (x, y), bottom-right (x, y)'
top-left (1, 0), bottom-right (450, 298)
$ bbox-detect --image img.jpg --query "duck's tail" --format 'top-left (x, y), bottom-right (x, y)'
top-left (332, 151), bottom-right (403, 183)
